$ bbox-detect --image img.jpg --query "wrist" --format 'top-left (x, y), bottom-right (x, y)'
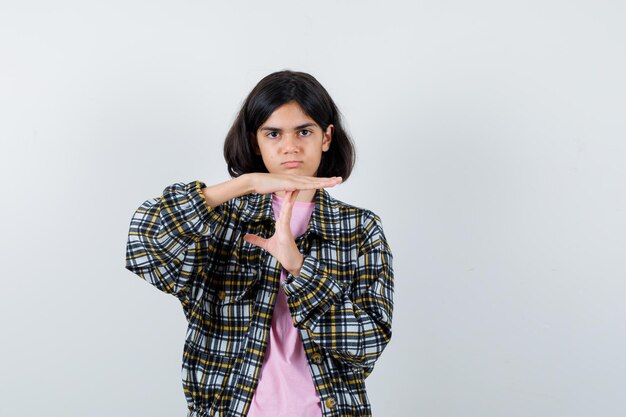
top-left (288, 254), bottom-right (305, 278)
top-left (240, 173), bottom-right (256, 195)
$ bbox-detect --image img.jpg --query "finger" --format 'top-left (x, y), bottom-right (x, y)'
top-left (325, 176), bottom-right (343, 185)
top-left (278, 190), bottom-right (297, 226)
top-left (309, 176), bottom-right (343, 186)
top-left (318, 178), bottom-right (341, 188)
top-left (289, 178), bottom-right (342, 190)
top-left (290, 189), bottom-right (300, 203)
top-left (300, 175), bottom-right (341, 184)
top-left (243, 233), bottom-right (267, 250)
top-left (275, 176), bottom-right (342, 194)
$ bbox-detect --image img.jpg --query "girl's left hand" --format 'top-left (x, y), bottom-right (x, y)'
top-left (243, 190), bottom-right (304, 277)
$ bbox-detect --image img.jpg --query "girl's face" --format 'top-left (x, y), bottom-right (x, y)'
top-left (252, 101), bottom-right (333, 177)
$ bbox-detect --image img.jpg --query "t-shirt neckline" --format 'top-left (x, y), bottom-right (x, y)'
top-left (271, 193), bottom-right (315, 206)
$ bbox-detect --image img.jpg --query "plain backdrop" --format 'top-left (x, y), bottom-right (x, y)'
top-left (1, 1), bottom-right (625, 416)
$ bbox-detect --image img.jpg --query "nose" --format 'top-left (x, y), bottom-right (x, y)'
top-left (281, 132), bottom-right (301, 154)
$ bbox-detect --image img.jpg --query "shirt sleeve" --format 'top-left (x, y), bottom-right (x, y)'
top-left (282, 210), bottom-right (394, 377)
top-left (124, 180), bottom-right (227, 304)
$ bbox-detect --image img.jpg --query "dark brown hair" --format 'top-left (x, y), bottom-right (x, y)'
top-left (223, 70), bottom-right (356, 180)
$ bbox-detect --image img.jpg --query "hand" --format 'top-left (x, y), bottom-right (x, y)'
top-left (248, 173), bottom-right (342, 195)
top-left (243, 189), bottom-right (304, 277)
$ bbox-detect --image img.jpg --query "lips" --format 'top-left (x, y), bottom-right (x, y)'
top-left (282, 161), bottom-right (302, 168)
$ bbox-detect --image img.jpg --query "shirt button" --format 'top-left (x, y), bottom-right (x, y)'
top-left (311, 352), bottom-right (323, 364)
top-left (325, 397), bottom-right (337, 409)
top-left (218, 290), bottom-right (226, 301)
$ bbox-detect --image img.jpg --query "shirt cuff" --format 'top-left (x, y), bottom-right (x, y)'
top-left (180, 180), bottom-right (220, 235)
top-left (282, 255), bottom-right (345, 301)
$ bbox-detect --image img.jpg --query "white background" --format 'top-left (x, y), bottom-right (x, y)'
top-left (1, 1), bottom-right (625, 416)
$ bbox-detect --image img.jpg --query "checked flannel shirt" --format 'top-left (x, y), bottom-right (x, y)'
top-left (124, 180), bottom-right (394, 417)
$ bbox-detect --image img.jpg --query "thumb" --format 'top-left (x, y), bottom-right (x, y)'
top-left (244, 233), bottom-right (267, 250)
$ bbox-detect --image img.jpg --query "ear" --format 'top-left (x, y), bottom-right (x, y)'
top-left (322, 124), bottom-right (334, 152)
top-left (248, 132), bottom-right (261, 155)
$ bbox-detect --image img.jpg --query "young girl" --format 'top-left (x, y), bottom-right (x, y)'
top-left (125, 70), bottom-right (394, 417)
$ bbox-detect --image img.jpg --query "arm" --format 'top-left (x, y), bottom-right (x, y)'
top-left (282, 211), bottom-right (394, 376)
top-left (124, 176), bottom-right (251, 302)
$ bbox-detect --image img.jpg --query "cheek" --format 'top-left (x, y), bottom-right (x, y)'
top-left (260, 151), bottom-right (278, 167)
top-left (256, 142), bottom-right (270, 159)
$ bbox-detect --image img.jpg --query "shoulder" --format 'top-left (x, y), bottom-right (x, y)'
top-left (327, 193), bottom-right (389, 245)
top-left (329, 194), bottom-right (384, 228)
top-left (327, 195), bottom-right (393, 262)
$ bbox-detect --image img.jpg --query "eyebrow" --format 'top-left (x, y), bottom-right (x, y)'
top-left (260, 123), bottom-right (317, 132)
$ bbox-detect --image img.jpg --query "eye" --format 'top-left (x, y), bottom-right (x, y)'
top-left (267, 131), bottom-right (279, 139)
top-left (300, 129), bottom-right (312, 136)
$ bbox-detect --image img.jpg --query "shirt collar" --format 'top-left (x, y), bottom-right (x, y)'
top-left (240, 188), bottom-right (341, 243)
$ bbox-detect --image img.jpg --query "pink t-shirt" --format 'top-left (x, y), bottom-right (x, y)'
top-left (246, 193), bottom-right (322, 417)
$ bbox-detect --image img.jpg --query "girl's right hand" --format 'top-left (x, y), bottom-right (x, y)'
top-left (247, 173), bottom-right (342, 195)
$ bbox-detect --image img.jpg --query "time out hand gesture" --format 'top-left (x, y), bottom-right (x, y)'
top-left (250, 173), bottom-right (342, 195)
top-left (243, 190), bottom-right (304, 277)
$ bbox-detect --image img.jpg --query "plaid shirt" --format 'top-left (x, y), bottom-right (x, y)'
top-left (124, 180), bottom-right (394, 417)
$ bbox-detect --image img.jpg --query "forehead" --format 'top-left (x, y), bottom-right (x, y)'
top-left (259, 101), bottom-right (318, 129)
